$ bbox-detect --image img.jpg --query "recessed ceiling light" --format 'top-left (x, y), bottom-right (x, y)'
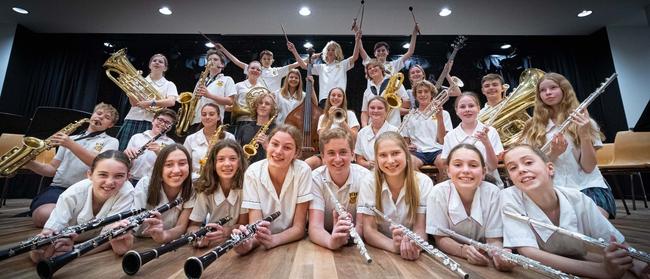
top-left (439, 8), bottom-right (452, 17)
top-left (500, 44), bottom-right (511, 49)
top-left (402, 43), bottom-right (410, 49)
top-left (12, 7), bottom-right (29, 14)
top-left (103, 42), bottom-right (114, 48)
top-left (205, 42), bottom-right (215, 48)
top-left (577, 10), bottom-right (592, 17)
top-left (303, 42), bottom-right (313, 49)
top-left (159, 6), bottom-right (172, 15)
top-left (299, 7), bottom-right (311, 16)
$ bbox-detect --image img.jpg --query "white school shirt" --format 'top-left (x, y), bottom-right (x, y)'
top-left (275, 90), bottom-right (305, 124)
top-left (241, 159), bottom-right (313, 234)
top-left (500, 186), bottom-right (624, 257)
top-left (244, 64), bottom-right (291, 93)
top-left (312, 57), bottom-right (354, 102)
top-left (354, 121), bottom-right (398, 162)
top-left (52, 132), bottom-right (119, 188)
top-left (543, 119), bottom-right (608, 191)
top-left (124, 76), bottom-right (179, 121)
top-left (183, 128), bottom-right (236, 176)
top-left (234, 79), bottom-right (268, 122)
top-left (191, 73), bottom-right (237, 124)
top-left (357, 172), bottom-right (433, 237)
top-left (479, 102), bottom-right (495, 115)
top-left (317, 110), bottom-right (360, 132)
top-left (361, 78), bottom-right (408, 127)
top-left (190, 186), bottom-right (248, 227)
top-left (310, 164), bottom-right (370, 232)
top-left (400, 110), bottom-right (453, 153)
top-left (125, 130), bottom-right (176, 180)
top-left (441, 122), bottom-right (505, 187)
top-left (426, 180), bottom-right (502, 241)
top-left (133, 176), bottom-right (195, 236)
top-left (44, 179), bottom-right (134, 232)
top-left (362, 57), bottom-right (406, 77)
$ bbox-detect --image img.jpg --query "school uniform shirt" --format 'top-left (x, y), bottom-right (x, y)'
top-left (183, 128), bottom-right (236, 176)
top-left (51, 132), bottom-right (119, 188)
top-left (441, 122), bottom-right (505, 188)
top-left (241, 159), bottom-right (313, 234)
top-left (312, 57), bottom-right (354, 102)
top-left (354, 121), bottom-right (398, 162)
top-left (500, 186), bottom-right (624, 258)
top-left (275, 90), bottom-right (305, 124)
top-left (362, 57), bottom-right (406, 78)
top-left (125, 130), bottom-right (176, 180)
top-left (426, 180), bottom-right (502, 241)
top-left (190, 186), bottom-right (247, 227)
top-left (310, 164), bottom-right (370, 232)
top-left (244, 64), bottom-right (291, 93)
top-left (361, 77), bottom-right (408, 127)
top-left (133, 176), bottom-right (195, 236)
top-left (191, 73), bottom-right (237, 124)
top-left (234, 79), bottom-right (268, 122)
top-left (124, 76), bottom-right (179, 122)
top-left (44, 179), bottom-right (134, 232)
top-left (479, 102), bottom-right (494, 115)
top-left (357, 172), bottom-right (433, 237)
top-left (317, 110), bottom-right (360, 132)
top-left (400, 110), bottom-right (453, 153)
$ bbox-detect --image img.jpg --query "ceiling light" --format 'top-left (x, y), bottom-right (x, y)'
top-left (439, 8), bottom-right (452, 17)
top-left (402, 43), bottom-right (410, 49)
top-left (205, 42), bottom-right (215, 48)
top-left (159, 6), bottom-right (172, 15)
top-left (12, 7), bottom-right (29, 14)
top-left (577, 10), bottom-right (592, 17)
top-left (103, 42), bottom-right (114, 48)
top-left (303, 42), bottom-right (313, 49)
top-left (500, 44), bottom-right (511, 49)
top-left (299, 7), bottom-right (311, 16)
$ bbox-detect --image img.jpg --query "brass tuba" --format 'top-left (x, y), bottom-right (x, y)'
top-left (176, 62), bottom-right (212, 136)
top-left (381, 73), bottom-right (404, 110)
top-left (478, 68), bottom-right (545, 146)
top-left (0, 118), bottom-right (89, 177)
top-left (231, 87), bottom-right (270, 121)
top-left (243, 114), bottom-right (277, 159)
top-left (103, 48), bottom-right (165, 113)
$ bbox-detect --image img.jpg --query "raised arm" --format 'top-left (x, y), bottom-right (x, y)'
top-left (287, 41), bottom-right (307, 69)
top-left (349, 31), bottom-right (362, 66)
top-left (401, 24), bottom-right (419, 61)
top-left (215, 43), bottom-right (247, 70)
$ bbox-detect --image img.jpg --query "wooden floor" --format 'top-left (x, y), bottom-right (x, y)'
top-left (0, 199), bottom-right (648, 279)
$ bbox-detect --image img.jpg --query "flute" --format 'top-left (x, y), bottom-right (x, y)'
top-left (0, 208), bottom-right (146, 261)
top-left (184, 212), bottom-right (281, 279)
top-left (321, 179), bottom-right (372, 263)
top-left (367, 205), bottom-right (469, 279)
top-left (36, 198), bottom-right (183, 279)
top-left (505, 210), bottom-right (650, 263)
top-left (122, 216), bottom-right (233, 275)
top-left (437, 227), bottom-right (579, 279)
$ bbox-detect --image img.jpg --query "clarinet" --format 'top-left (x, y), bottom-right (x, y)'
top-left (132, 124), bottom-right (171, 160)
top-left (321, 178), bottom-right (372, 263)
top-left (505, 210), bottom-right (650, 263)
top-left (0, 208), bottom-right (145, 261)
top-left (540, 73), bottom-right (617, 153)
top-left (438, 227), bottom-right (579, 279)
top-left (368, 206), bottom-right (469, 279)
top-left (121, 216), bottom-right (232, 275)
top-left (184, 212), bottom-right (281, 279)
top-left (36, 198), bottom-right (183, 279)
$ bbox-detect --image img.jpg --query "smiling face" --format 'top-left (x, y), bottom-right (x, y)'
top-left (504, 146), bottom-right (555, 193)
top-left (329, 88), bottom-right (345, 108)
top-left (455, 95), bottom-right (480, 123)
top-left (538, 79), bottom-right (564, 109)
top-left (215, 147), bottom-right (239, 183)
top-left (287, 71), bottom-right (300, 89)
top-left (89, 158), bottom-right (129, 203)
top-left (366, 64), bottom-right (383, 81)
top-left (409, 66), bottom-right (424, 84)
top-left (162, 149), bottom-right (190, 189)
top-left (415, 86), bottom-right (433, 109)
top-left (260, 54), bottom-right (273, 68)
top-left (200, 105), bottom-right (220, 129)
top-left (207, 53), bottom-right (224, 72)
top-left (152, 114), bottom-right (174, 134)
top-left (447, 148), bottom-right (486, 190)
top-left (376, 138), bottom-right (407, 178)
top-left (248, 62), bottom-right (262, 79)
top-left (255, 95), bottom-right (274, 118)
top-left (322, 138), bottom-right (352, 178)
top-left (148, 54), bottom-right (167, 75)
top-left (368, 99), bottom-right (388, 124)
top-left (481, 79), bottom-right (504, 102)
top-left (266, 131), bottom-right (298, 169)
top-left (374, 46), bottom-right (389, 61)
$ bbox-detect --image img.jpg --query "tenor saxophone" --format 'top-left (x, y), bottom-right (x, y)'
top-left (176, 62), bottom-right (212, 136)
top-left (243, 114), bottom-right (276, 159)
top-left (198, 123), bottom-right (230, 167)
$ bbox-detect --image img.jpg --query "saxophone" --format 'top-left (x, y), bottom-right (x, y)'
top-left (381, 72), bottom-right (404, 110)
top-left (243, 114), bottom-right (276, 159)
top-left (176, 62), bottom-right (212, 136)
top-left (0, 118), bottom-right (89, 177)
top-left (198, 123), bottom-right (230, 167)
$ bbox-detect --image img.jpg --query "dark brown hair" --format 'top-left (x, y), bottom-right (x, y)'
top-left (91, 150), bottom-right (131, 172)
top-left (146, 144), bottom-right (193, 207)
top-left (194, 139), bottom-right (248, 194)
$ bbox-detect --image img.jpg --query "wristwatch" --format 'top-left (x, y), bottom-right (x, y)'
top-left (151, 100), bottom-right (157, 107)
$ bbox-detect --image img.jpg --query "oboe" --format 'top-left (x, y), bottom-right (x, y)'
top-left (132, 124), bottom-right (171, 160)
top-left (321, 179), bottom-right (372, 263)
top-left (437, 227), bottom-right (579, 279)
top-left (368, 205), bottom-right (469, 279)
top-left (36, 198), bottom-right (183, 279)
top-left (184, 211), bottom-right (281, 279)
top-left (505, 210), bottom-right (650, 263)
top-left (0, 208), bottom-right (145, 261)
top-left (122, 216), bottom-right (232, 275)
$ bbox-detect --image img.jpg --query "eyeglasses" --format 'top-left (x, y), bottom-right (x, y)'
top-left (155, 117), bottom-right (173, 126)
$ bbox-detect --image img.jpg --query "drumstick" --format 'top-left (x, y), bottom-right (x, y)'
top-left (281, 24), bottom-right (289, 43)
top-left (409, 6), bottom-right (421, 35)
top-left (359, 0), bottom-right (365, 31)
top-left (198, 31), bottom-right (218, 47)
top-left (351, 0), bottom-right (364, 31)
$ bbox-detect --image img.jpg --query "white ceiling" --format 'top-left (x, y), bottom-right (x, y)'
top-left (1, 0), bottom-right (649, 36)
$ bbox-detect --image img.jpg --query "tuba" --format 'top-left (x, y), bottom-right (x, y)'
top-left (176, 62), bottom-right (212, 136)
top-left (381, 73), bottom-right (404, 110)
top-left (0, 118), bottom-right (89, 177)
top-left (243, 114), bottom-right (276, 158)
top-left (478, 68), bottom-right (545, 146)
top-left (103, 48), bottom-right (165, 113)
top-left (231, 87), bottom-right (269, 121)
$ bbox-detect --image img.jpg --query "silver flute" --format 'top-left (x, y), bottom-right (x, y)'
top-left (438, 227), bottom-right (579, 279)
top-left (368, 205), bottom-right (469, 279)
top-left (505, 210), bottom-right (650, 263)
top-left (321, 179), bottom-right (372, 263)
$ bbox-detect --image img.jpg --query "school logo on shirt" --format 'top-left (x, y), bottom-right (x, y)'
top-left (349, 192), bottom-right (358, 204)
top-left (95, 142), bottom-right (104, 152)
top-left (386, 65), bottom-right (393, 73)
top-left (271, 69), bottom-right (278, 76)
top-left (216, 81), bottom-right (224, 87)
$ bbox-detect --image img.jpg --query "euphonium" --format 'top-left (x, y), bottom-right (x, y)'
top-left (198, 123), bottom-right (230, 167)
top-left (243, 114), bottom-right (277, 158)
top-left (176, 62), bottom-right (212, 136)
top-left (478, 68), bottom-right (545, 146)
top-left (381, 72), bottom-right (404, 110)
top-left (103, 48), bottom-right (165, 113)
top-left (231, 87), bottom-right (269, 121)
top-left (0, 118), bottom-right (89, 177)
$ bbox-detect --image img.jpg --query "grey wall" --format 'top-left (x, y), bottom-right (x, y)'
top-left (0, 23), bottom-right (16, 96)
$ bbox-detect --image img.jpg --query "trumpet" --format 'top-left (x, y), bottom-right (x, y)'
top-left (243, 114), bottom-right (276, 159)
top-left (331, 108), bottom-right (347, 124)
top-left (381, 73), bottom-right (404, 110)
top-left (176, 62), bottom-right (212, 136)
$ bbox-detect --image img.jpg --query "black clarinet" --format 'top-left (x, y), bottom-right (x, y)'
top-left (36, 198), bottom-right (183, 279)
top-left (0, 208), bottom-right (146, 261)
top-left (184, 212), bottom-right (281, 279)
top-left (132, 124), bottom-right (170, 160)
top-left (122, 216), bottom-right (233, 275)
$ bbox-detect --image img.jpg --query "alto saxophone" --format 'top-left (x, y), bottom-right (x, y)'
top-left (176, 62), bottom-right (212, 136)
top-left (0, 118), bottom-right (89, 177)
top-left (381, 73), bottom-right (404, 111)
top-left (243, 114), bottom-right (276, 159)
top-left (198, 123), bottom-right (230, 167)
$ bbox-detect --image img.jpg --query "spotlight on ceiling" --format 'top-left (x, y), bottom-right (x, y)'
top-left (103, 42), bottom-right (114, 48)
top-left (159, 6), bottom-right (172, 15)
top-left (12, 7), bottom-right (29, 14)
top-left (500, 44), bottom-right (511, 49)
top-left (439, 8), bottom-right (452, 17)
top-left (402, 43), bottom-right (410, 49)
top-left (205, 42), bottom-right (215, 48)
top-left (299, 7), bottom-right (311, 16)
top-left (577, 10), bottom-right (592, 17)
top-left (303, 42), bottom-right (313, 49)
